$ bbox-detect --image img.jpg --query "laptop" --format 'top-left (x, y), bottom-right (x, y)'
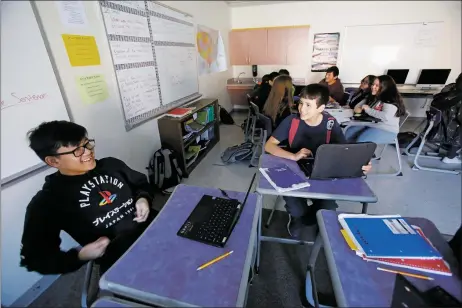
top-left (297, 143), bottom-right (377, 179)
top-left (177, 174), bottom-right (254, 247)
top-left (352, 112), bottom-right (382, 123)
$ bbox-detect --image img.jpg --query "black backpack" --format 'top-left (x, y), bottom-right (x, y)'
top-left (219, 105), bottom-right (235, 125)
top-left (147, 148), bottom-right (183, 194)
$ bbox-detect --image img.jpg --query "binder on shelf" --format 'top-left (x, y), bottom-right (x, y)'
top-left (338, 214), bottom-right (442, 259)
top-left (166, 107), bottom-right (195, 118)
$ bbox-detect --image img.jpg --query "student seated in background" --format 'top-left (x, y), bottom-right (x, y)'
top-left (319, 66), bottom-right (344, 104)
top-left (20, 121), bottom-right (157, 275)
top-left (263, 74), bottom-right (294, 128)
top-left (346, 75), bottom-right (406, 143)
top-left (264, 84), bottom-right (372, 238)
top-left (279, 69), bottom-right (296, 96)
top-left (251, 72), bottom-right (279, 111)
top-left (347, 75), bottom-right (376, 109)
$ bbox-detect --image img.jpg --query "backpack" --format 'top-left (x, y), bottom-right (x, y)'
top-left (147, 148), bottom-right (183, 194)
top-left (288, 115), bottom-right (336, 146)
top-left (221, 141), bottom-right (254, 164)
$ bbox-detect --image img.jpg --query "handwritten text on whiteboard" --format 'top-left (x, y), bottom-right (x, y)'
top-left (1, 92), bottom-right (48, 110)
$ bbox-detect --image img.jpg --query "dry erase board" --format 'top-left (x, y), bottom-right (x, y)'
top-left (99, 1), bottom-right (200, 131)
top-left (1, 1), bottom-right (70, 185)
top-left (340, 21), bottom-right (449, 84)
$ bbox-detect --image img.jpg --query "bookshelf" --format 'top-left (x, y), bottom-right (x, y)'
top-left (158, 98), bottom-right (220, 177)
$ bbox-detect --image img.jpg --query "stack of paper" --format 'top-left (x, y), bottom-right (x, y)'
top-left (259, 164), bottom-right (310, 193)
top-left (338, 214), bottom-right (451, 276)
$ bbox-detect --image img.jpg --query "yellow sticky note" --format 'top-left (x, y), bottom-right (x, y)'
top-left (62, 34), bottom-right (100, 66)
top-left (76, 74), bottom-right (109, 104)
top-left (340, 229), bottom-right (358, 251)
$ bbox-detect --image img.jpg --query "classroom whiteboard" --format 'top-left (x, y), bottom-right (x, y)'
top-left (100, 1), bottom-right (200, 131)
top-left (1, 1), bottom-right (70, 184)
top-left (340, 22), bottom-right (450, 84)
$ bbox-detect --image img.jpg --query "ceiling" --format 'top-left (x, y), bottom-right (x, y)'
top-left (224, 1), bottom-right (297, 7)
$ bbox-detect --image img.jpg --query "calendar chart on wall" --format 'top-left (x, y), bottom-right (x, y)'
top-left (100, 1), bottom-right (200, 130)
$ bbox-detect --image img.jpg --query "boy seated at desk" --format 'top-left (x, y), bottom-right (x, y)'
top-left (264, 84), bottom-right (372, 239)
top-left (319, 66), bottom-right (345, 104)
top-left (20, 121), bottom-right (157, 275)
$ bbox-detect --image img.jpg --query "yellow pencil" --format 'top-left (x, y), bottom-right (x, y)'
top-left (377, 267), bottom-right (434, 281)
top-left (197, 251), bottom-right (234, 271)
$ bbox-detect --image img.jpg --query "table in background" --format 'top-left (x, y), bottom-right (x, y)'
top-left (326, 108), bottom-right (353, 124)
top-left (100, 184), bottom-right (260, 307)
top-left (255, 154), bottom-right (377, 272)
top-left (91, 296), bottom-right (148, 308)
top-left (309, 210), bottom-right (462, 307)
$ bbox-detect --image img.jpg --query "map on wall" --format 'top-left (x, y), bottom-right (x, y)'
top-left (196, 24), bottom-right (227, 75)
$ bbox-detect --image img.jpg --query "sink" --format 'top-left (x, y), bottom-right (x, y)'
top-left (227, 78), bottom-right (259, 86)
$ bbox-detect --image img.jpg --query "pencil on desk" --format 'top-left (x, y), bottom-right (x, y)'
top-left (197, 250), bottom-right (234, 271)
top-left (377, 267), bottom-right (434, 281)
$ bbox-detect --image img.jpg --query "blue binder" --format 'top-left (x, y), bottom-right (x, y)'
top-left (338, 214), bottom-right (442, 259)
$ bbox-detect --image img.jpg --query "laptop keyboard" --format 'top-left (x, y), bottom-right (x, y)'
top-left (178, 196), bottom-right (240, 247)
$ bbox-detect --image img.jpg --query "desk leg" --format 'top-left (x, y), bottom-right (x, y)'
top-left (255, 200), bottom-right (262, 274)
top-left (307, 234), bottom-right (323, 308)
top-left (361, 202), bottom-right (368, 214)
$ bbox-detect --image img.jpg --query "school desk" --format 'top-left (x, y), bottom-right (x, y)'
top-left (307, 210), bottom-right (462, 307)
top-left (255, 154), bottom-right (377, 272)
top-left (91, 296), bottom-right (149, 307)
top-left (99, 184), bottom-right (260, 307)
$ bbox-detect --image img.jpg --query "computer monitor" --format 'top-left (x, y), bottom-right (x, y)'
top-left (416, 69), bottom-right (451, 89)
top-left (386, 69), bottom-right (409, 85)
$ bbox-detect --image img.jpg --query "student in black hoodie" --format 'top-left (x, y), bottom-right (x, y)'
top-left (20, 121), bottom-right (156, 274)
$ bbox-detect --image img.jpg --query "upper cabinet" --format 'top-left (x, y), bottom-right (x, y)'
top-left (229, 26), bottom-right (310, 66)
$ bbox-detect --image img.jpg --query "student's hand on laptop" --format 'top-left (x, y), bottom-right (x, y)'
top-left (78, 237), bottom-right (110, 261)
top-left (134, 197), bottom-right (150, 223)
top-left (292, 148), bottom-right (312, 161)
top-left (362, 161), bottom-right (372, 174)
top-left (354, 106), bottom-right (362, 113)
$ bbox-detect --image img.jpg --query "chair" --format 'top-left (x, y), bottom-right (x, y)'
top-left (340, 92), bottom-right (351, 106)
top-left (343, 111), bottom-right (411, 177)
top-left (249, 102), bottom-right (272, 167)
top-left (244, 94), bottom-right (256, 142)
top-left (404, 107), bottom-right (460, 175)
top-left (81, 261), bottom-right (95, 308)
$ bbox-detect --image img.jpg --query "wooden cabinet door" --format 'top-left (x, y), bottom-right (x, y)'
top-left (286, 27), bottom-right (310, 65)
top-left (229, 30), bottom-right (250, 65)
top-left (266, 28), bottom-right (288, 65)
top-left (247, 29), bottom-right (268, 65)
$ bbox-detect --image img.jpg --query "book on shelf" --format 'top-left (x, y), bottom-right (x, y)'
top-left (166, 107), bottom-right (195, 118)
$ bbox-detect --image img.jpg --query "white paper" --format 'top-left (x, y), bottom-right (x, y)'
top-left (56, 1), bottom-right (88, 28)
top-left (110, 41), bottom-right (153, 65)
top-left (116, 66), bottom-right (160, 119)
top-left (155, 45), bottom-right (198, 105)
top-left (147, 1), bottom-right (191, 23)
top-left (102, 7), bottom-right (150, 37)
top-left (150, 16), bottom-right (194, 44)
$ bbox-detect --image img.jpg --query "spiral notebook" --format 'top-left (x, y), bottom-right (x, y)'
top-left (338, 214), bottom-right (442, 259)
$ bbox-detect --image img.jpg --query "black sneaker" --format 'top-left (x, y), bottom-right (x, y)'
top-left (287, 215), bottom-right (304, 240)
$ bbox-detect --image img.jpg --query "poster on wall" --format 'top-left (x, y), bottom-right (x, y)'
top-left (311, 32), bottom-right (340, 72)
top-left (196, 24), bottom-right (227, 75)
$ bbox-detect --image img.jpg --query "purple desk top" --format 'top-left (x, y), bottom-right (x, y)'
top-left (91, 296), bottom-right (148, 307)
top-left (257, 154), bottom-right (377, 203)
top-left (100, 184), bottom-right (259, 307)
top-left (318, 210), bottom-right (462, 307)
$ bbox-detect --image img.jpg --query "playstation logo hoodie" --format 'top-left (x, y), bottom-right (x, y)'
top-left (20, 157), bottom-right (155, 274)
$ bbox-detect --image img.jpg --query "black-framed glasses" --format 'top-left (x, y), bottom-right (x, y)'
top-left (53, 139), bottom-right (95, 157)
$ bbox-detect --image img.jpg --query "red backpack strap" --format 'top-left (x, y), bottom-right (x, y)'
top-left (288, 118), bottom-right (300, 147)
top-left (326, 117), bottom-right (336, 144)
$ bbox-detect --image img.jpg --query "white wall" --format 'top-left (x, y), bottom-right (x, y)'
top-left (230, 1), bottom-right (461, 85)
top-left (1, 1), bottom-right (231, 306)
